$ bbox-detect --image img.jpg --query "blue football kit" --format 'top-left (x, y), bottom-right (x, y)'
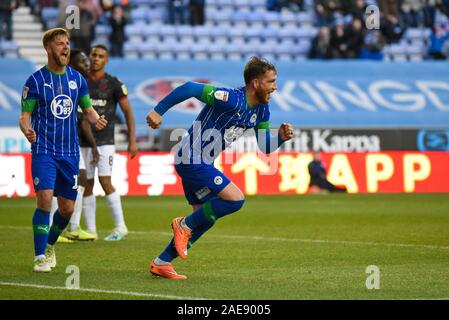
top-left (22, 66), bottom-right (91, 201)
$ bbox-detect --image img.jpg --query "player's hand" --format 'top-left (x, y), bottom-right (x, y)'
top-left (128, 141), bottom-right (138, 159)
top-left (279, 123), bottom-right (294, 142)
top-left (146, 110), bottom-right (162, 129)
top-left (91, 147), bottom-right (100, 165)
top-left (24, 128), bottom-right (36, 143)
top-left (95, 115), bottom-right (108, 130)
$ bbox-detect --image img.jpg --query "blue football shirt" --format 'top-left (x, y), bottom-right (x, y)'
top-left (21, 66), bottom-right (91, 157)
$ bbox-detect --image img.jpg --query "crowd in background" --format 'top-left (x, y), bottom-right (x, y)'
top-left (308, 0), bottom-right (449, 60)
top-left (2, 0), bottom-right (449, 60)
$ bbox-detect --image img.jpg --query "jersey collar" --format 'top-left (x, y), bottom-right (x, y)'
top-left (89, 71), bottom-right (106, 82)
top-left (44, 65), bottom-right (66, 75)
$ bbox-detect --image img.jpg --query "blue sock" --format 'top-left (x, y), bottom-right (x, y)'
top-left (47, 210), bottom-right (70, 245)
top-left (32, 208), bottom-right (50, 256)
top-left (185, 198), bottom-right (245, 229)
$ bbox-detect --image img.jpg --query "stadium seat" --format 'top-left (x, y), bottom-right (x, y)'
top-left (0, 40), bottom-right (19, 57)
top-left (275, 43), bottom-right (296, 61)
top-left (225, 45), bottom-right (244, 61)
top-left (245, 28), bottom-right (264, 47)
top-left (261, 28), bottom-right (279, 46)
top-left (174, 43), bottom-right (192, 60)
top-left (407, 45), bottom-right (424, 61)
top-left (124, 42), bottom-right (140, 59)
top-left (159, 25), bottom-right (177, 43)
top-left (227, 27), bottom-right (246, 46)
top-left (156, 42), bottom-right (175, 60)
top-left (193, 26), bottom-right (210, 42)
top-left (234, 0), bottom-right (252, 12)
top-left (297, 11), bottom-right (313, 27)
top-left (191, 43), bottom-right (209, 60)
top-left (124, 24), bottom-right (143, 43)
top-left (41, 7), bottom-right (58, 20)
top-left (279, 11), bottom-right (298, 28)
top-left (138, 42), bottom-right (157, 59)
top-left (209, 43), bottom-right (227, 60)
top-left (131, 7), bottom-right (148, 24)
top-left (247, 12), bottom-right (265, 28)
top-left (388, 43), bottom-right (408, 61)
top-left (217, 0), bottom-right (234, 11)
top-left (230, 11), bottom-right (251, 28)
top-left (142, 24), bottom-right (161, 43)
top-left (214, 9), bottom-right (233, 28)
top-left (263, 11), bottom-right (282, 28)
top-left (176, 25), bottom-right (194, 43)
top-left (146, 9), bottom-right (165, 25)
top-left (209, 27), bottom-right (229, 45)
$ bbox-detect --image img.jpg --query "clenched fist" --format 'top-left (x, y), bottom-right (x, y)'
top-left (95, 115), bottom-right (108, 130)
top-left (24, 128), bottom-right (36, 143)
top-left (279, 123), bottom-right (294, 142)
top-left (146, 109), bottom-right (162, 129)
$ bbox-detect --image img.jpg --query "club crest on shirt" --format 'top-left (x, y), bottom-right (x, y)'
top-left (214, 176), bottom-right (223, 185)
top-left (250, 113), bottom-right (257, 123)
top-left (34, 177), bottom-right (39, 186)
top-left (22, 86), bottom-right (29, 99)
top-left (69, 80), bottom-right (78, 90)
top-left (214, 90), bottom-right (229, 102)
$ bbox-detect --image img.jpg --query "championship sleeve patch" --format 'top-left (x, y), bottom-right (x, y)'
top-left (22, 86), bottom-right (29, 100)
top-left (214, 90), bottom-right (229, 102)
top-left (121, 84), bottom-right (128, 95)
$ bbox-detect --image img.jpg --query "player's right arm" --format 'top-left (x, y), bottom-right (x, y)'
top-left (19, 78), bottom-right (37, 143)
top-left (146, 81), bottom-right (236, 129)
top-left (80, 115), bottom-right (100, 164)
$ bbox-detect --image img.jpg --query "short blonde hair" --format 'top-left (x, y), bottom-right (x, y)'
top-left (42, 28), bottom-right (70, 48)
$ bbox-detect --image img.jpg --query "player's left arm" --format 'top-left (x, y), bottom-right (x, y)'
top-left (118, 97), bottom-right (138, 159)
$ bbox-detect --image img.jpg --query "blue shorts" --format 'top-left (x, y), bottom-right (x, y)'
top-left (175, 164), bottom-right (231, 205)
top-left (31, 154), bottom-right (79, 201)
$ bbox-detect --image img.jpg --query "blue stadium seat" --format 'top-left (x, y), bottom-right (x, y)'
top-left (234, 0), bottom-right (251, 12)
top-left (156, 42), bottom-right (175, 60)
top-left (0, 41), bottom-right (19, 57)
top-left (175, 43), bottom-right (192, 60)
top-left (230, 11), bottom-right (251, 28)
top-left (208, 42), bottom-right (227, 60)
top-left (194, 26), bottom-right (210, 41)
top-left (388, 43), bottom-right (408, 61)
top-left (225, 44), bottom-right (244, 61)
top-left (263, 12), bottom-right (282, 28)
top-left (124, 42), bottom-right (140, 59)
top-left (191, 43), bottom-right (208, 60)
top-left (95, 24), bottom-right (112, 37)
top-left (217, 0), bottom-right (234, 10)
top-left (275, 43), bottom-right (296, 61)
top-left (131, 7), bottom-right (148, 24)
top-left (159, 25), bottom-right (177, 42)
top-left (407, 45), bottom-right (424, 61)
top-left (176, 25), bottom-right (195, 43)
top-left (247, 11), bottom-right (265, 28)
top-left (297, 11), bottom-right (313, 27)
top-left (209, 27), bottom-right (228, 45)
top-left (279, 11), bottom-right (297, 28)
top-left (124, 24), bottom-right (143, 43)
top-left (41, 7), bottom-right (58, 20)
top-left (227, 27), bottom-right (245, 45)
top-left (143, 24), bottom-right (161, 42)
top-left (146, 9), bottom-right (165, 24)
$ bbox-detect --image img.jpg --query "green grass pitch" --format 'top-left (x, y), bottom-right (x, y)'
top-left (1, 194), bottom-right (449, 300)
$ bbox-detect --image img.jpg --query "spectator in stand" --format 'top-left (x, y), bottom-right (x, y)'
top-left (69, 0), bottom-right (102, 54)
top-left (308, 153), bottom-right (347, 193)
top-left (401, 0), bottom-right (424, 28)
top-left (346, 17), bottom-right (365, 58)
top-left (422, 0), bottom-right (437, 28)
top-left (437, 0), bottom-right (449, 19)
top-left (359, 29), bottom-right (386, 60)
top-left (167, 0), bottom-right (187, 25)
top-left (330, 19), bottom-right (350, 58)
top-left (267, 0), bottom-right (304, 12)
top-left (189, 0), bottom-right (205, 26)
top-left (0, 0), bottom-right (17, 41)
top-left (428, 24), bottom-right (449, 59)
top-left (381, 14), bottom-right (407, 44)
top-left (109, 5), bottom-right (127, 57)
top-left (308, 25), bottom-right (332, 59)
top-left (315, 0), bottom-right (341, 26)
top-left (378, 0), bottom-right (401, 21)
top-left (346, 0), bottom-right (367, 21)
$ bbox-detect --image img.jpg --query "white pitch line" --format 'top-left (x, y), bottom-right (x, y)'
top-left (1, 225), bottom-right (449, 251)
top-left (0, 281), bottom-right (208, 300)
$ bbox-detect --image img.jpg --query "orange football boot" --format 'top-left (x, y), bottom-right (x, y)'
top-left (171, 217), bottom-right (192, 259)
top-left (149, 262), bottom-right (187, 280)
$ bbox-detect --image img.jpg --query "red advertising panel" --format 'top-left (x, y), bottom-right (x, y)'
top-left (1, 152), bottom-right (448, 198)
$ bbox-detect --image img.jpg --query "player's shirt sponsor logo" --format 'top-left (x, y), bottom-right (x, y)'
top-left (214, 90), bottom-right (229, 102)
top-left (91, 99), bottom-right (108, 107)
top-left (34, 177), bottom-right (39, 186)
top-left (69, 80), bottom-right (78, 90)
top-left (22, 86), bottom-right (29, 99)
top-left (214, 176), bottom-right (223, 185)
top-left (50, 94), bottom-right (74, 119)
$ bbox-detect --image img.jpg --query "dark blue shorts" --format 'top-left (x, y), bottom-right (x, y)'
top-left (31, 154), bottom-right (79, 201)
top-left (175, 164), bottom-right (231, 205)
